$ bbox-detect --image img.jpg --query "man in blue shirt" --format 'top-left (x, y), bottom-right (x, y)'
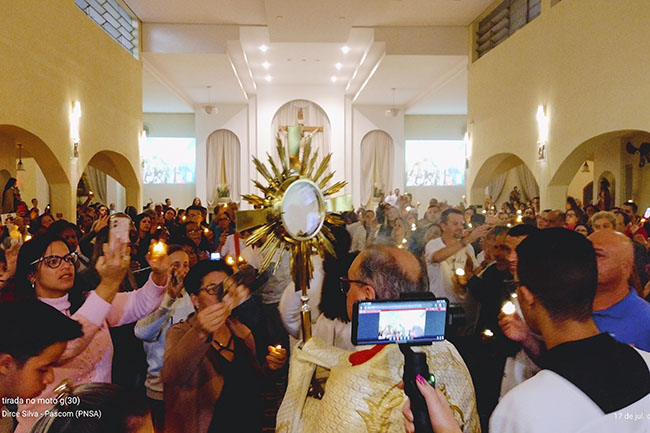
top-left (590, 230), bottom-right (650, 351)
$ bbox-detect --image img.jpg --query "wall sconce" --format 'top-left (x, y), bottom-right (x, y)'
top-left (70, 101), bottom-right (82, 158)
top-left (16, 143), bottom-right (25, 172)
top-left (536, 105), bottom-right (548, 161)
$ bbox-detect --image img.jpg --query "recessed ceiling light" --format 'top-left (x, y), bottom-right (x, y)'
top-left (259, 44), bottom-right (269, 52)
top-left (341, 46), bottom-right (350, 54)
top-left (262, 61), bottom-right (270, 70)
top-left (335, 62), bottom-right (342, 70)
top-left (276, 15), bottom-right (283, 20)
top-left (331, 76), bottom-right (337, 83)
top-left (264, 75), bottom-right (272, 82)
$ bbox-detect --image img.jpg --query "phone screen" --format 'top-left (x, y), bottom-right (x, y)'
top-left (351, 298), bottom-right (448, 346)
top-left (643, 207), bottom-right (650, 220)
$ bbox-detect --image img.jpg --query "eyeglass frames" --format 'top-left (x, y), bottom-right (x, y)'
top-left (30, 252), bottom-right (78, 269)
top-left (339, 277), bottom-right (371, 294)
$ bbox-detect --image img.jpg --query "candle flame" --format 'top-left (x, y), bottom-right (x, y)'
top-left (502, 301), bottom-right (516, 315)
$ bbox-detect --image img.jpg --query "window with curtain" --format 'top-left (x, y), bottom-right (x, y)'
top-left (270, 99), bottom-right (331, 161)
top-left (360, 130), bottom-right (394, 206)
top-left (206, 130), bottom-right (240, 206)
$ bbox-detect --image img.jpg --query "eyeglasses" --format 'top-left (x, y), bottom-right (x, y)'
top-left (30, 252), bottom-right (78, 269)
top-left (339, 277), bottom-right (371, 294)
top-left (198, 282), bottom-right (228, 301)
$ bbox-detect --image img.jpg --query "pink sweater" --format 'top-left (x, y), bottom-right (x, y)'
top-left (15, 275), bottom-right (166, 433)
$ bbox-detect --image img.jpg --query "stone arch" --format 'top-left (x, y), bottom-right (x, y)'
top-left (0, 124), bottom-right (71, 217)
top-left (548, 129), bottom-right (650, 208)
top-left (271, 99), bottom-right (331, 158)
top-left (360, 129), bottom-right (394, 206)
top-left (81, 150), bottom-right (141, 209)
top-left (470, 153), bottom-right (539, 205)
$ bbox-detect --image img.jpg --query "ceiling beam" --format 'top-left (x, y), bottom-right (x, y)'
top-left (142, 58), bottom-right (196, 111)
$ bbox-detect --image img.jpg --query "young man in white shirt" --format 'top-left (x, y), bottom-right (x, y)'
top-left (491, 228), bottom-right (650, 433)
top-left (424, 208), bottom-right (489, 335)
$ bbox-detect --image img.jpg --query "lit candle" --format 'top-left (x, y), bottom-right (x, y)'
top-left (275, 344), bottom-right (282, 350)
top-left (24, 234), bottom-right (32, 242)
top-left (401, 238), bottom-right (408, 244)
top-left (482, 329), bottom-right (494, 338)
top-left (507, 223), bottom-right (512, 228)
top-left (411, 223), bottom-right (417, 231)
top-left (510, 292), bottom-right (518, 299)
top-left (152, 241), bottom-right (167, 258)
top-left (181, 215), bottom-right (186, 221)
top-left (482, 209), bottom-right (487, 214)
top-left (204, 227), bottom-right (209, 234)
top-left (406, 206), bottom-right (412, 211)
top-left (226, 256), bottom-right (235, 266)
top-left (502, 301), bottom-right (516, 315)
top-left (237, 255), bottom-right (245, 263)
top-left (468, 223), bottom-right (473, 228)
top-left (455, 268), bottom-right (465, 277)
top-left (516, 215), bottom-right (523, 223)
top-left (517, 209), bottom-right (522, 215)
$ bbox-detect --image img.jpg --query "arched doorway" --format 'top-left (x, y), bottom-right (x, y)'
top-left (470, 153), bottom-right (539, 207)
top-left (360, 130), bottom-right (394, 207)
top-left (79, 150), bottom-right (140, 214)
top-left (0, 124), bottom-right (70, 218)
top-left (549, 130), bottom-right (650, 209)
top-left (205, 129), bottom-right (241, 206)
top-left (271, 99), bottom-right (331, 160)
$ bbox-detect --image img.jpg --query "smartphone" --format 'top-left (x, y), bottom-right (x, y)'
top-left (643, 207), bottom-right (650, 220)
top-left (210, 252), bottom-right (221, 261)
top-left (351, 298), bottom-right (448, 346)
top-left (109, 215), bottom-right (130, 248)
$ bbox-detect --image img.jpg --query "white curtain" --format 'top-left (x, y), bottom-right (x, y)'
top-left (486, 172), bottom-right (508, 203)
top-left (84, 166), bottom-right (107, 205)
top-left (270, 100), bottom-right (331, 161)
top-left (360, 130), bottom-right (394, 206)
top-left (516, 164), bottom-right (539, 201)
top-left (206, 130), bottom-right (240, 206)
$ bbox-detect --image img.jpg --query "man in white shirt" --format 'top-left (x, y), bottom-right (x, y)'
top-left (351, 209), bottom-right (379, 252)
top-left (385, 188), bottom-right (401, 207)
top-left (424, 208), bottom-right (488, 335)
top-left (490, 229), bottom-right (650, 433)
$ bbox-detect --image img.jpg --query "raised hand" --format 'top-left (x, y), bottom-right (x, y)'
top-left (195, 302), bottom-right (230, 337)
top-left (266, 345), bottom-right (287, 371)
top-left (95, 242), bottom-right (130, 303)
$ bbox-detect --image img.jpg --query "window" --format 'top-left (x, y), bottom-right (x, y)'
top-left (476, 0), bottom-right (542, 59)
top-left (75, 0), bottom-right (139, 59)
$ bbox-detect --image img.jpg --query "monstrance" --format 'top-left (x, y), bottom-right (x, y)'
top-left (235, 133), bottom-right (351, 342)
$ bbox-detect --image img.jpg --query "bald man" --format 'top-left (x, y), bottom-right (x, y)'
top-left (589, 230), bottom-right (650, 351)
top-left (500, 229), bottom-right (650, 368)
top-left (278, 245), bottom-right (481, 433)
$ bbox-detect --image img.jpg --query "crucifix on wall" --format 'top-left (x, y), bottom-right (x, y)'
top-left (279, 108), bottom-right (323, 168)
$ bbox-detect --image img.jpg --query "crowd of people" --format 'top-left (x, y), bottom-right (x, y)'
top-left (1, 176), bottom-right (650, 433)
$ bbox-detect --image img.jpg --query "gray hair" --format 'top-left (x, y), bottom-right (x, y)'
top-left (358, 246), bottom-right (428, 299)
top-left (590, 211), bottom-right (616, 227)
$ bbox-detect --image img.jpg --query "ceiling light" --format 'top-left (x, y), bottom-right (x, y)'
top-left (385, 87), bottom-right (401, 117)
top-left (331, 76), bottom-right (337, 83)
top-left (264, 75), bottom-right (272, 82)
top-left (202, 85), bottom-right (217, 115)
top-left (262, 61), bottom-right (270, 70)
top-left (335, 63), bottom-right (342, 70)
top-left (16, 143), bottom-right (25, 172)
top-left (341, 46), bottom-right (350, 54)
top-left (259, 44), bottom-right (268, 52)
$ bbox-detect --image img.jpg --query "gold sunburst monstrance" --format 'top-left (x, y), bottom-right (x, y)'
top-left (235, 133), bottom-right (349, 341)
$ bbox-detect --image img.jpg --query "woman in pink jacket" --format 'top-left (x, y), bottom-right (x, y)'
top-left (12, 229), bottom-right (169, 433)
